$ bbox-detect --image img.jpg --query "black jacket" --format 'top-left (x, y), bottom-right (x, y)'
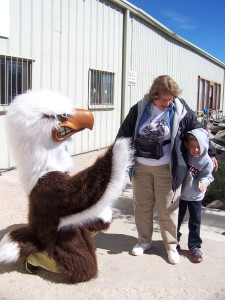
top-left (116, 96), bottom-right (216, 191)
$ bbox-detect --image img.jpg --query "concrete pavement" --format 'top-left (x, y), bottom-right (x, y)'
top-left (0, 150), bottom-right (225, 300)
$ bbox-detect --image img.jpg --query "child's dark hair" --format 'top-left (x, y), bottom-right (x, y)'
top-left (184, 132), bottom-right (197, 143)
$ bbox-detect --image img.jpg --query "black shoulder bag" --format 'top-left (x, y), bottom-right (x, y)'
top-left (134, 136), bottom-right (171, 160)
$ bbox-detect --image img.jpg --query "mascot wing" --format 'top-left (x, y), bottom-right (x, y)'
top-left (58, 137), bottom-right (132, 230)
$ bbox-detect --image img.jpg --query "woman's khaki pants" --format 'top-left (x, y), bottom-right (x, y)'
top-left (132, 162), bottom-right (181, 250)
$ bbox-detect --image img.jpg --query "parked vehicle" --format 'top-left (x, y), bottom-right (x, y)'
top-left (196, 109), bottom-right (224, 133)
top-left (209, 117), bottom-right (225, 134)
top-left (211, 130), bottom-right (225, 154)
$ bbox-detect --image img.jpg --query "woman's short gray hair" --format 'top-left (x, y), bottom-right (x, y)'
top-left (148, 75), bottom-right (182, 101)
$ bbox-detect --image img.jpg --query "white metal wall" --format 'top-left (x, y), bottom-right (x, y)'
top-left (0, 0), bottom-right (124, 168)
top-left (125, 13), bottom-right (225, 114)
top-left (0, 0), bottom-right (225, 169)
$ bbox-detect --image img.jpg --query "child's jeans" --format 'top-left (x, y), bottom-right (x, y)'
top-left (177, 199), bottom-right (202, 249)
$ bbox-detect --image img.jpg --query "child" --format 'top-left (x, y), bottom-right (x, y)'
top-left (177, 128), bottom-right (214, 263)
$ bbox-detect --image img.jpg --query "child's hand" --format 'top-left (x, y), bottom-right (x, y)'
top-left (198, 182), bottom-right (207, 193)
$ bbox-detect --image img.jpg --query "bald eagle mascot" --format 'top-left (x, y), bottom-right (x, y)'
top-left (0, 90), bottom-right (132, 283)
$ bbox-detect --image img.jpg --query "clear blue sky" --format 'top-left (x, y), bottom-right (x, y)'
top-left (128, 0), bottom-right (225, 64)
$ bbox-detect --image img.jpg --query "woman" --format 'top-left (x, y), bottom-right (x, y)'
top-left (116, 75), bottom-right (217, 264)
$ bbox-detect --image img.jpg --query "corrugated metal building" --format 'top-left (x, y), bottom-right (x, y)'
top-left (0, 0), bottom-right (225, 169)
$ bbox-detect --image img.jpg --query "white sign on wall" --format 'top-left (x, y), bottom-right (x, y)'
top-left (128, 71), bottom-right (137, 86)
top-left (0, 0), bottom-right (9, 38)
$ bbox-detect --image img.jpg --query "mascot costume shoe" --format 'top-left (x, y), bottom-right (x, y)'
top-left (0, 90), bottom-right (133, 283)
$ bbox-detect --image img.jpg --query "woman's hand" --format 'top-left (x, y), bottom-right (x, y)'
top-left (211, 156), bottom-right (218, 171)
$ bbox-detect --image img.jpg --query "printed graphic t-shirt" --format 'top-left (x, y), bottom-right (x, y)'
top-left (136, 103), bottom-right (171, 166)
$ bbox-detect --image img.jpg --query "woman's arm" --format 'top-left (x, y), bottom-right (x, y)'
top-left (116, 104), bottom-right (138, 140)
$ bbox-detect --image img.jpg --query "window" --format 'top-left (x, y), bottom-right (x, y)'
top-left (197, 76), bottom-right (221, 113)
top-left (0, 0), bottom-right (9, 38)
top-left (89, 69), bottom-right (114, 109)
top-left (0, 56), bottom-right (32, 106)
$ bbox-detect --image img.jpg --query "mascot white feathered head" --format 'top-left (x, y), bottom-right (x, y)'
top-left (7, 90), bottom-right (94, 195)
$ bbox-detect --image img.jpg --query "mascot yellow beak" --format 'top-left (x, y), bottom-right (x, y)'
top-left (52, 108), bottom-right (94, 142)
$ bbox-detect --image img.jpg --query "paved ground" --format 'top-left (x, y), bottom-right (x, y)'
top-left (0, 149), bottom-right (225, 300)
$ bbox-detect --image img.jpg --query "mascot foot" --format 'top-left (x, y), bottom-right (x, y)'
top-left (25, 259), bottom-right (39, 274)
top-left (26, 251), bottom-right (58, 273)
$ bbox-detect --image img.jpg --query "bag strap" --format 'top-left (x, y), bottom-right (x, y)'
top-left (163, 139), bottom-right (171, 146)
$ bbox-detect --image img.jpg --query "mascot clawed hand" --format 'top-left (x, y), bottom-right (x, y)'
top-left (0, 90), bottom-right (132, 283)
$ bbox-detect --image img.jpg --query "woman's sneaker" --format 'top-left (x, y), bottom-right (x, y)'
top-left (167, 249), bottom-right (180, 264)
top-left (132, 243), bottom-right (152, 256)
top-left (189, 247), bottom-right (203, 263)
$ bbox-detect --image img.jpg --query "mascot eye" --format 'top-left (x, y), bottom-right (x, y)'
top-left (57, 114), bottom-right (69, 122)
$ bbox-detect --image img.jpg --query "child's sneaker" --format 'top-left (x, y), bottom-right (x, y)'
top-left (132, 243), bottom-right (152, 256)
top-left (189, 247), bottom-right (203, 263)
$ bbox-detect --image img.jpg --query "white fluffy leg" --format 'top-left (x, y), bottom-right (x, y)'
top-left (0, 233), bottom-right (20, 263)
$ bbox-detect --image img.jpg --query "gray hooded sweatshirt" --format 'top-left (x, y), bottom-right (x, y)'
top-left (181, 128), bottom-right (214, 201)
